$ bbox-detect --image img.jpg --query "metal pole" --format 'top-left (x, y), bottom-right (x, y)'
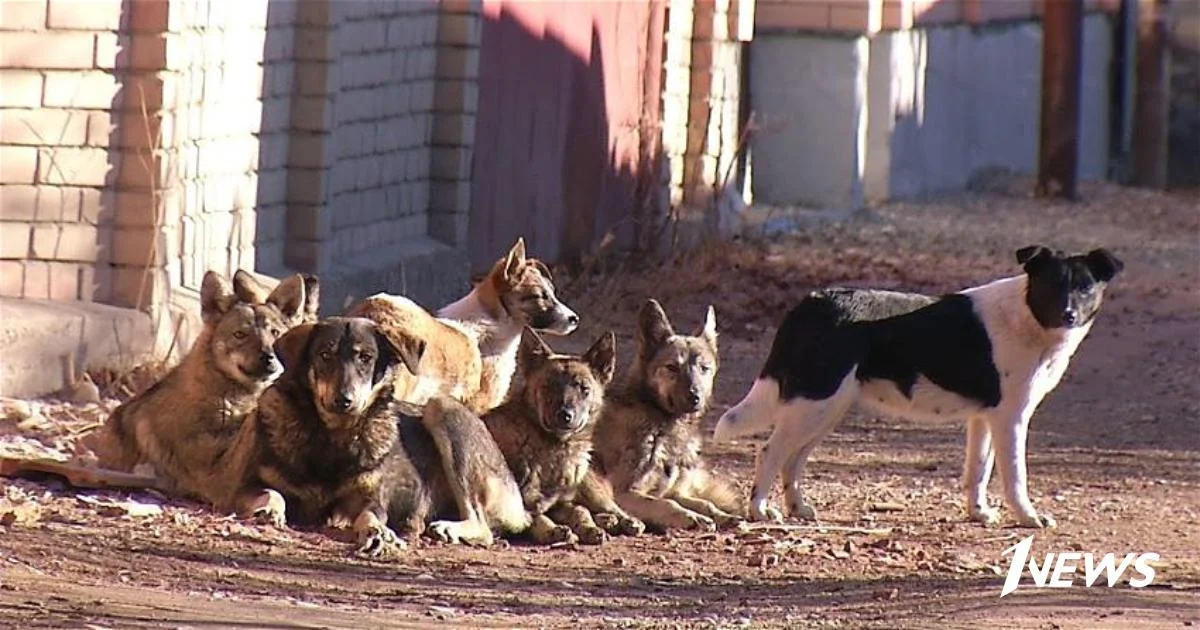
top-left (1130, 0), bottom-right (1171, 188)
top-left (1037, 0), bottom-right (1086, 200)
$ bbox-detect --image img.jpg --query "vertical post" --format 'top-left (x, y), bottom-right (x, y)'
top-left (1130, 0), bottom-right (1171, 188)
top-left (1037, 0), bottom-right (1085, 199)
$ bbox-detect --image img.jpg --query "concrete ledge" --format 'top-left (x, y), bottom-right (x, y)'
top-left (0, 299), bottom-right (154, 398)
top-left (322, 235), bottom-right (471, 313)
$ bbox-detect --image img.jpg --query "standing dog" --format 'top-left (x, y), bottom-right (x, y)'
top-left (97, 270), bottom-right (309, 506)
top-left (587, 300), bottom-right (743, 532)
top-left (345, 238), bottom-right (579, 413)
top-left (223, 317), bottom-right (529, 553)
top-left (484, 329), bottom-right (642, 545)
top-left (713, 246), bottom-right (1124, 528)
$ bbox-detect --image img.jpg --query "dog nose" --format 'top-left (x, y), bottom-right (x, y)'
top-left (261, 352), bottom-right (277, 367)
top-left (334, 394), bottom-right (353, 411)
top-left (688, 391), bottom-right (702, 407)
top-left (566, 313), bottom-right (580, 327)
top-left (558, 409), bottom-right (576, 425)
top-left (1062, 310), bottom-right (1077, 325)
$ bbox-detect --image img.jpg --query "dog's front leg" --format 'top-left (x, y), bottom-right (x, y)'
top-left (351, 508), bottom-right (406, 557)
top-left (615, 491), bottom-right (715, 532)
top-left (526, 512), bottom-right (578, 545)
top-left (988, 408), bottom-right (1054, 529)
top-left (671, 494), bottom-right (741, 529)
top-left (963, 416), bottom-right (999, 525)
top-left (548, 502), bottom-right (607, 545)
top-left (577, 471), bottom-right (645, 536)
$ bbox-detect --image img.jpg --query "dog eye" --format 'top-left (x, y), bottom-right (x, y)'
top-left (233, 331), bottom-right (247, 340)
top-left (665, 364), bottom-right (680, 373)
top-left (358, 353), bottom-right (373, 364)
top-left (319, 351), bottom-right (333, 361)
top-left (578, 383), bottom-right (591, 396)
top-left (698, 363), bottom-right (712, 373)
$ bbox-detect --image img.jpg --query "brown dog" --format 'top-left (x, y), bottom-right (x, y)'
top-left (222, 317), bottom-right (529, 554)
top-left (585, 299), bottom-right (743, 532)
top-left (344, 238), bottom-right (578, 414)
top-left (95, 270), bottom-right (309, 506)
top-left (483, 328), bottom-right (643, 545)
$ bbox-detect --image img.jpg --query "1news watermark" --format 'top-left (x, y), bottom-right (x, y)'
top-left (999, 535), bottom-right (1159, 597)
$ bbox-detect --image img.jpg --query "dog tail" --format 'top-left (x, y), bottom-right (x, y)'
top-left (712, 378), bottom-right (781, 442)
top-left (695, 469), bottom-right (745, 517)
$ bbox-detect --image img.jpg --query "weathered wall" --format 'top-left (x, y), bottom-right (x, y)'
top-left (750, 0), bottom-right (1117, 208)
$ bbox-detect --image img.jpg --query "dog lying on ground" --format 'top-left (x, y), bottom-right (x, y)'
top-left (95, 270), bottom-right (310, 506)
top-left (221, 317), bottom-right (530, 553)
top-left (483, 328), bottom-right (644, 545)
top-left (344, 238), bottom-right (579, 413)
top-left (586, 299), bottom-right (743, 532)
top-left (713, 246), bottom-right (1124, 528)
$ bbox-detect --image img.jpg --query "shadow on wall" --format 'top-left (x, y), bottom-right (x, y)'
top-left (469, 2), bottom-right (663, 274)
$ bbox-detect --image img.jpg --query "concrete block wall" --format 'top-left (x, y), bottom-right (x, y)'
top-left (751, 0), bottom-right (1119, 209)
top-left (0, 0), bottom-right (121, 303)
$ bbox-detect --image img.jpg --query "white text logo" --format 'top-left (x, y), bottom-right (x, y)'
top-left (999, 535), bottom-right (1158, 597)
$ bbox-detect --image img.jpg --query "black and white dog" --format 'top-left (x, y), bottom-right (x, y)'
top-left (713, 246), bottom-right (1123, 528)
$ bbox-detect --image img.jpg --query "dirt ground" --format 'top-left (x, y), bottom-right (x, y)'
top-left (2, 179), bottom-right (1198, 629)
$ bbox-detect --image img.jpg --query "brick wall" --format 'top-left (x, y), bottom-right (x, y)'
top-left (0, 0), bottom-right (120, 302)
top-left (662, 0), bottom-right (752, 209)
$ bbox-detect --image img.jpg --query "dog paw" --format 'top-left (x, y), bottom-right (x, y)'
top-left (426, 520), bottom-right (493, 547)
top-left (713, 513), bottom-right (745, 529)
top-left (593, 512), bottom-right (620, 532)
top-left (356, 524), bottom-right (405, 558)
top-left (682, 512), bottom-right (717, 532)
top-left (969, 505), bottom-right (1001, 527)
top-left (618, 515), bottom-right (646, 536)
top-left (546, 524), bottom-right (579, 545)
top-left (1015, 512), bottom-right (1056, 529)
top-left (576, 525), bottom-right (608, 546)
top-left (749, 501), bottom-right (784, 523)
top-left (249, 490), bottom-right (287, 528)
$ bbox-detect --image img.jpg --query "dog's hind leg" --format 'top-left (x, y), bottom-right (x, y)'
top-left (752, 379), bottom-right (857, 522)
top-left (963, 415), bottom-right (999, 525)
top-left (987, 405), bottom-right (1054, 529)
top-left (780, 394), bottom-right (854, 521)
top-left (615, 491), bottom-right (716, 532)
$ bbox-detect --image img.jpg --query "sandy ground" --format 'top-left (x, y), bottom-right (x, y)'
top-left (2, 179), bottom-right (1198, 629)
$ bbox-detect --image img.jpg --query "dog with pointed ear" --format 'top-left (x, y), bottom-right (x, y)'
top-left (628, 299), bottom-right (720, 416)
top-left (231, 269), bottom-right (320, 326)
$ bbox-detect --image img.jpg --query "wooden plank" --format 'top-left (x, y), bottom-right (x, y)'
top-left (1036, 0), bottom-right (1085, 199)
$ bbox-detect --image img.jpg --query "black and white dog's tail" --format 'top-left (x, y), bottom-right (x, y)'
top-left (713, 377), bottom-right (782, 442)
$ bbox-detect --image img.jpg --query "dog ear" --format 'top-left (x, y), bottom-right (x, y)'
top-left (300, 274), bottom-right (321, 323)
top-left (638, 299), bottom-right (674, 349)
top-left (517, 326), bottom-right (553, 373)
top-left (502, 237), bottom-right (527, 282)
top-left (373, 328), bottom-right (424, 384)
top-left (274, 323), bottom-right (315, 372)
top-left (1015, 245), bottom-right (1050, 266)
top-left (1084, 248), bottom-right (1123, 282)
top-left (200, 271), bottom-right (237, 324)
top-left (583, 331), bottom-right (617, 387)
top-left (266, 274), bottom-right (307, 322)
top-left (530, 259), bottom-right (553, 282)
top-left (231, 269), bottom-right (269, 304)
top-left (696, 305), bottom-right (718, 349)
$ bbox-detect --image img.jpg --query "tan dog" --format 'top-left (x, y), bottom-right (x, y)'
top-left (585, 300), bottom-right (743, 532)
top-left (344, 238), bottom-right (579, 413)
top-left (95, 270), bottom-right (310, 506)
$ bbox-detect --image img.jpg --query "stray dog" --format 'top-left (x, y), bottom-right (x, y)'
top-left (97, 270), bottom-right (309, 506)
top-left (713, 246), bottom-right (1124, 528)
top-left (232, 269), bottom-right (321, 325)
top-left (484, 329), bottom-right (643, 545)
top-left (587, 299), bottom-right (743, 532)
top-left (224, 317), bottom-right (529, 553)
top-left (345, 237), bottom-right (578, 413)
